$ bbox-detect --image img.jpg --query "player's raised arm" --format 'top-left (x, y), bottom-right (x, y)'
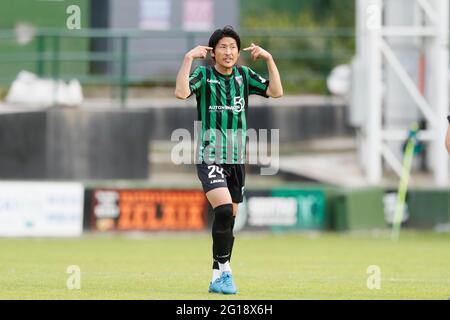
top-left (174, 46), bottom-right (212, 100)
top-left (243, 43), bottom-right (283, 98)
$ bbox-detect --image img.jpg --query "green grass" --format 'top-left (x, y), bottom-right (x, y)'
top-left (0, 231), bottom-right (449, 300)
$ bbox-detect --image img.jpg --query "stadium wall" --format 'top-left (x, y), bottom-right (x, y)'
top-left (406, 189), bottom-right (450, 229)
top-left (0, 103), bottom-right (352, 179)
top-left (0, 109), bottom-right (151, 179)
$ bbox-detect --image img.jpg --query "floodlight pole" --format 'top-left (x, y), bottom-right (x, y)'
top-left (428, 0), bottom-right (449, 186)
top-left (358, 0), bottom-right (449, 186)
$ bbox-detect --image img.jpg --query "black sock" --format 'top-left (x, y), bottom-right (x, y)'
top-left (212, 204), bottom-right (233, 264)
top-left (213, 216), bottom-right (235, 268)
top-left (212, 242), bottom-right (219, 270)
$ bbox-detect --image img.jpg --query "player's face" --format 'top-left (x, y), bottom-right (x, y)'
top-left (213, 37), bottom-right (239, 69)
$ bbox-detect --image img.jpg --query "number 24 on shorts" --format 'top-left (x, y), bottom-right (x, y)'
top-left (208, 165), bottom-right (225, 179)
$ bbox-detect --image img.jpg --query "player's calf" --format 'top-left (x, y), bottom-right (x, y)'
top-left (212, 203), bottom-right (234, 264)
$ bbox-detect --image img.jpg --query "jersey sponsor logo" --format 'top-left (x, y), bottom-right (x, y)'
top-left (207, 79), bottom-right (221, 84)
top-left (233, 97), bottom-right (245, 112)
top-left (208, 97), bottom-right (245, 113)
top-left (210, 179), bottom-right (225, 184)
top-left (235, 75), bottom-right (243, 86)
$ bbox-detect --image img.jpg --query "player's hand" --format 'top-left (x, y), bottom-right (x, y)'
top-left (186, 46), bottom-right (213, 60)
top-left (243, 43), bottom-right (272, 61)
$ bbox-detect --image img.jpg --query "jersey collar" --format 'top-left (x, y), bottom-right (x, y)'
top-left (211, 65), bottom-right (236, 79)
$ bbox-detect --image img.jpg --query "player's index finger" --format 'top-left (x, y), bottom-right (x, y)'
top-left (204, 46), bottom-right (213, 50)
top-left (243, 46), bottom-right (253, 51)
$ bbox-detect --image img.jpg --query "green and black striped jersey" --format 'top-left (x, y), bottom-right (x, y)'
top-left (189, 65), bottom-right (270, 164)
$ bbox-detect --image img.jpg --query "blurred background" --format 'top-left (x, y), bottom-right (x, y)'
top-left (0, 0), bottom-right (449, 237)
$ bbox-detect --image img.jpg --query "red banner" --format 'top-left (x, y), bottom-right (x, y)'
top-left (92, 189), bottom-right (208, 231)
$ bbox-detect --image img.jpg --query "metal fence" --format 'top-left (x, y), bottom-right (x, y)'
top-left (0, 28), bottom-right (355, 107)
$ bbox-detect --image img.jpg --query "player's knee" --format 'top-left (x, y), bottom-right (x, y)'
top-left (213, 203), bottom-right (234, 232)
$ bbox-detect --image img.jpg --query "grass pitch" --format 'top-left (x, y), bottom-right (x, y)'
top-left (0, 231), bottom-right (449, 300)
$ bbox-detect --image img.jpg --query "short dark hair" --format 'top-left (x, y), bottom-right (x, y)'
top-left (208, 25), bottom-right (241, 52)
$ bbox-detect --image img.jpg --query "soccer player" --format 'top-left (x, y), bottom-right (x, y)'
top-left (174, 26), bottom-right (283, 294)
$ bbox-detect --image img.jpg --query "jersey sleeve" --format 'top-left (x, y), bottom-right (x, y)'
top-left (188, 66), bottom-right (204, 98)
top-left (246, 67), bottom-right (270, 98)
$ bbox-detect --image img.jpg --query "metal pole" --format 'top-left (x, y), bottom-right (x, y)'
top-left (429, 0), bottom-right (449, 186)
top-left (366, 0), bottom-right (383, 184)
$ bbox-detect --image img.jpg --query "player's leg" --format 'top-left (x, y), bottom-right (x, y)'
top-left (211, 165), bottom-right (242, 266)
top-left (206, 187), bottom-right (234, 268)
top-left (211, 202), bottom-right (237, 282)
top-left (196, 163), bottom-right (235, 293)
top-left (205, 187), bottom-right (237, 294)
top-left (227, 164), bottom-right (245, 264)
top-left (208, 164), bottom-right (245, 294)
top-left (232, 203), bottom-right (239, 216)
top-left (228, 203), bottom-right (238, 262)
top-left (208, 186), bottom-right (233, 275)
top-left (210, 201), bottom-right (237, 285)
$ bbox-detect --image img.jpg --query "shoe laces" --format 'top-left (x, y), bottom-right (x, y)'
top-left (221, 273), bottom-right (233, 286)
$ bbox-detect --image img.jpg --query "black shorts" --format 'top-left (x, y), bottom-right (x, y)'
top-left (196, 163), bottom-right (246, 203)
